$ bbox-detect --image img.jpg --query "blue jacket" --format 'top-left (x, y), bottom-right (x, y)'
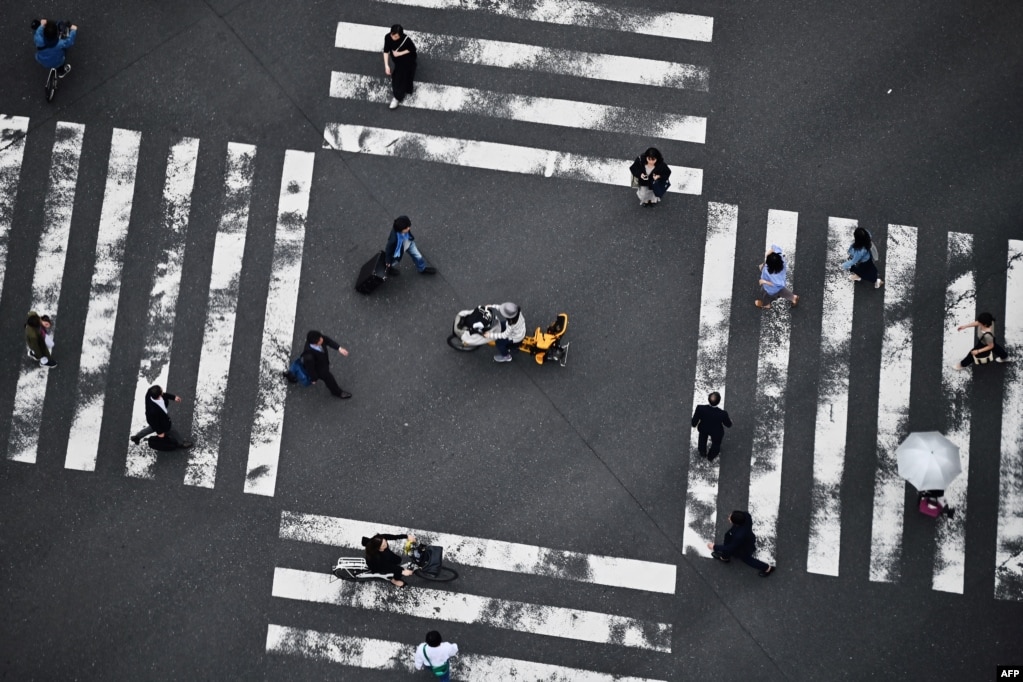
top-left (384, 229), bottom-right (416, 267)
top-left (34, 25), bottom-right (76, 68)
top-left (841, 230), bottom-right (874, 270)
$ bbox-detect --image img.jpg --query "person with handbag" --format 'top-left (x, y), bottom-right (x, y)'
top-left (383, 24), bottom-right (417, 109)
top-left (414, 630), bottom-right (459, 681)
top-left (628, 147), bottom-right (671, 207)
top-left (840, 226), bottom-right (884, 289)
top-left (953, 312), bottom-right (1009, 370)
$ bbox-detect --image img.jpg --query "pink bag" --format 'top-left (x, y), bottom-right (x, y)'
top-left (919, 497), bottom-right (943, 517)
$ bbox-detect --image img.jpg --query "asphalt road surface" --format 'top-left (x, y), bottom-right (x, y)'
top-left (1, 0), bottom-right (1022, 680)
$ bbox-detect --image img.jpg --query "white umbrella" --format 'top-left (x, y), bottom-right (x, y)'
top-left (896, 431), bottom-right (962, 491)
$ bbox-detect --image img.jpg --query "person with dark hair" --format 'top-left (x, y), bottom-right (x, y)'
top-left (384, 215), bottom-right (437, 276)
top-left (755, 244), bottom-right (799, 309)
top-left (301, 330), bottom-right (351, 398)
top-left (32, 19), bottom-right (78, 77)
top-left (706, 511), bottom-right (774, 577)
top-left (954, 312), bottom-right (1009, 370)
top-left (691, 391), bottom-right (733, 461)
top-left (840, 227), bottom-right (883, 289)
top-left (628, 147), bottom-right (671, 207)
top-left (484, 302), bottom-right (525, 363)
top-left (383, 24), bottom-right (417, 109)
top-left (130, 385), bottom-right (193, 449)
top-left (414, 630), bottom-right (459, 681)
top-left (362, 532), bottom-right (417, 586)
top-left (25, 310), bottom-right (57, 368)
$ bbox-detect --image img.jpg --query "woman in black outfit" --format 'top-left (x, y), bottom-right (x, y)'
top-left (629, 147), bottom-right (671, 207)
top-left (383, 24), bottom-right (417, 109)
top-left (363, 532), bottom-right (417, 586)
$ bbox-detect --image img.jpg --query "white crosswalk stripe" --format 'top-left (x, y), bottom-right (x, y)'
top-left (0, 115), bottom-right (30, 298)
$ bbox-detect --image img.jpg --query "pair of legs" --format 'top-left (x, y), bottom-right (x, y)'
top-left (957, 342), bottom-right (1008, 368)
top-left (388, 241), bottom-right (431, 273)
top-left (848, 259), bottom-right (883, 288)
top-left (494, 338), bottom-right (519, 362)
top-left (697, 431), bottom-right (723, 460)
top-left (636, 186), bottom-right (660, 206)
top-left (756, 286), bottom-right (798, 309)
top-left (320, 370), bottom-right (352, 399)
top-left (27, 349), bottom-right (57, 367)
top-left (713, 549), bottom-right (772, 574)
top-left (390, 62), bottom-right (416, 105)
top-left (132, 426), bottom-right (190, 449)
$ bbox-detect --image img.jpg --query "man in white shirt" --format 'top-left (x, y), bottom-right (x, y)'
top-left (414, 630), bottom-right (458, 681)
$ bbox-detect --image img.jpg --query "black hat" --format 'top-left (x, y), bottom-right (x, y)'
top-left (393, 215), bottom-right (412, 231)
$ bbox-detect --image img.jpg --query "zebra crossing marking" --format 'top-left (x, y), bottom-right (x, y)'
top-left (244, 150), bottom-right (315, 497)
top-left (995, 239), bottom-right (1023, 600)
top-left (335, 22), bottom-right (709, 91)
top-left (265, 624), bottom-right (667, 681)
top-left (185, 143), bottom-right (257, 489)
top-left (869, 225), bottom-right (918, 583)
top-left (747, 210), bottom-right (799, 566)
top-left (934, 233), bottom-right (975, 594)
top-left (279, 511), bottom-right (676, 593)
top-left (322, 124), bottom-right (703, 195)
top-left (806, 218), bottom-right (858, 576)
top-left (65, 128), bottom-right (142, 471)
top-left (682, 202), bottom-right (738, 557)
top-left (8, 121), bottom-right (85, 464)
top-left (367, 0), bottom-right (713, 42)
top-left (329, 72), bottom-right (707, 144)
top-left (0, 115), bottom-right (30, 298)
top-left (271, 567), bottom-right (672, 651)
top-left (124, 137), bottom-right (201, 479)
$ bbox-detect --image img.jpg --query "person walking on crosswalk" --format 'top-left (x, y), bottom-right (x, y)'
top-left (302, 330), bottom-right (352, 399)
top-left (383, 24), bottom-right (417, 110)
top-left (707, 511), bottom-right (775, 577)
top-left (414, 630), bottom-right (459, 681)
top-left (691, 391), bottom-right (732, 461)
top-left (755, 244), bottom-right (799, 309)
top-left (953, 312), bottom-right (1009, 369)
top-left (840, 227), bottom-right (884, 289)
top-left (24, 311), bottom-right (57, 368)
top-left (629, 147), bottom-right (672, 207)
top-left (384, 215), bottom-right (437, 276)
top-left (130, 385), bottom-right (193, 449)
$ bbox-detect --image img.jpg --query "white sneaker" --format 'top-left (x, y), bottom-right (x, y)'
top-left (494, 354), bottom-right (512, 363)
top-left (875, 279), bottom-right (884, 289)
top-left (389, 98), bottom-right (399, 109)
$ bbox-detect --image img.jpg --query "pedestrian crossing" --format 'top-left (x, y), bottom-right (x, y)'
top-left (269, 510), bottom-right (675, 679)
top-left (324, 0), bottom-right (713, 193)
top-left (1, 116), bottom-right (312, 498)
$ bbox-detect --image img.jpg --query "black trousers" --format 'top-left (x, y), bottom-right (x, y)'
top-left (698, 431), bottom-right (723, 460)
top-left (319, 370), bottom-right (345, 397)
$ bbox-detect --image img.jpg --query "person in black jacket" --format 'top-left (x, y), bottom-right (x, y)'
top-left (363, 532), bottom-right (417, 586)
top-left (130, 385), bottom-right (193, 449)
top-left (707, 511), bottom-right (774, 577)
top-left (301, 330), bottom-right (352, 399)
top-left (628, 147), bottom-right (671, 207)
top-left (691, 391), bottom-right (732, 461)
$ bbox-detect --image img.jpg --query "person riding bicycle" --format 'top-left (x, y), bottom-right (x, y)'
top-left (33, 19), bottom-right (77, 77)
top-left (362, 532), bottom-right (417, 587)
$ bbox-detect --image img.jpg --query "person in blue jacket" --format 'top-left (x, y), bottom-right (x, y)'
top-left (383, 215), bottom-right (437, 276)
top-left (33, 19), bottom-right (78, 76)
top-left (839, 227), bottom-right (883, 289)
top-left (707, 510), bottom-right (775, 577)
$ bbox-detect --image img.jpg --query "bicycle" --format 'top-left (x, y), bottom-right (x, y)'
top-left (32, 19), bottom-right (74, 103)
top-left (331, 540), bottom-right (458, 583)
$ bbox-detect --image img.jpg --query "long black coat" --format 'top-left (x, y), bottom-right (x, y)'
top-left (691, 404), bottom-right (732, 438)
top-left (144, 392), bottom-right (178, 434)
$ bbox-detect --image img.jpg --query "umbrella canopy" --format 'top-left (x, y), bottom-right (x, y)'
top-left (896, 431), bottom-right (962, 491)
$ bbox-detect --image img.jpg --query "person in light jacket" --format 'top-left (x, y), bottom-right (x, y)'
top-left (840, 227), bottom-right (883, 289)
top-left (485, 302), bottom-right (526, 363)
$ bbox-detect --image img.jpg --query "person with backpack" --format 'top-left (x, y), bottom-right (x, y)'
top-left (301, 330), bottom-right (352, 399)
top-left (414, 630), bottom-right (458, 681)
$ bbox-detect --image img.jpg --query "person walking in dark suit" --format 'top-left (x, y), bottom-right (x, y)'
top-left (130, 385), bottom-right (193, 449)
top-left (302, 330), bottom-right (352, 399)
top-left (691, 391), bottom-right (732, 461)
top-left (706, 510), bottom-right (774, 577)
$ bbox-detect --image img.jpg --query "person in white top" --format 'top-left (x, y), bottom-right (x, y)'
top-left (485, 302), bottom-right (526, 363)
top-left (414, 630), bottom-right (458, 681)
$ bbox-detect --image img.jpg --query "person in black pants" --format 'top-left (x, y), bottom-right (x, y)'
top-left (130, 385), bottom-right (193, 449)
top-left (691, 391), bottom-right (732, 461)
top-left (707, 511), bottom-right (774, 577)
top-left (302, 330), bottom-right (352, 399)
top-left (363, 532), bottom-right (417, 586)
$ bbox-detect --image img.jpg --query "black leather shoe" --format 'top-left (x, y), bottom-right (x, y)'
top-left (130, 435), bottom-right (141, 445)
top-left (386, 266), bottom-right (400, 276)
top-left (711, 551), bottom-right (730, 563)
top-left (335, 391), bottom-right (353, 399)
top-left (420, 266), bottom-right (437, 275)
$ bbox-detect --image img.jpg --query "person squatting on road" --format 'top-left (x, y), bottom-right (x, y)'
top-left (383, 24), bottom-right (417, 109)
top-left (485, 302), bottom-right (526, 363)
top-left (691, 391), bottom-right (732, 461)
top-left (707, 510), bottom-right (775, 577)
top-left (33, 18), bottom-right (77, 77)
top-left (953, 312), bottom-right (1009, 370)
top-left (302, 330), bottom-right (352, 399)
top-left (629, 147), bottom-right (671, 207)
top-left (384, 215), bottom-right (437, 276)
top-left (130, 385), bottom-right (194, 450)
top-left (414, 630), bottom-right (459, 682)
top-left (840, 226), bottom-right (884, 289)
top-left (363, 533), bottom-right (417, 587)
top-left (755, 243), bottom-right (799, 309)
top-left (25, 311), bottom-right (57, 367)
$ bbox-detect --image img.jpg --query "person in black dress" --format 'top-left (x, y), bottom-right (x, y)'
top-left (383, 24), bottom-right (417, 109)
top-left (363, 532), bottom-right (417, 586)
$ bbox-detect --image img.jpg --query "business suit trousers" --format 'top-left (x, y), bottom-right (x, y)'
top-left (698, 431), bottom-right (723, 460)
top-left (320, 370), bottom-right (346, 397)
top-left (718, 550), bottom-right (769, 572)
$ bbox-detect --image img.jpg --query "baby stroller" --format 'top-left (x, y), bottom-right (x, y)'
top-left (917, 490), bottom-right (955, 519)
